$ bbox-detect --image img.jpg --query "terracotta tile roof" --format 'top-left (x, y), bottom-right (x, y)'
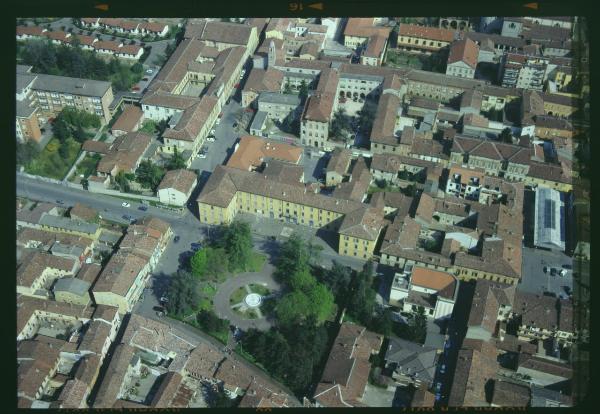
top-left (93, 40), bottom-right (122, 52)
top-left (460, 89), bottom-right (483, 111)
top-left (58, 378), bottom-right (89, 408)
top-left (299, 41), bottom-right (320, 57)
top-left (151, 372), bottom-right (184, 407)
top-left (411, 138), bottom-right (448, 160)
top-left (399, 23), bottom-right (455, 43)
top-left (163, 95), bottom-right (219, 142)
top-left (186, 20), bottom-right (254, 46)
top-left (410, 266), bottom-right (456, 294)
top-left (76, 263), bottom-right (103, 285)
top-left (184, 342), bottom-right (224, 380)
top-left (363, 34), bottom-right (387, 58)
top-left (327, 148), bottom-right (352, 176)
top-left (78, 319), bottom-right (110, 355)
top-left (93, 344), bottom-right (136, 408)
top-left (262, 160), bottom-right (305, 186)
top-left (82, 140), bottom-right (111, 154)
top-left (513, 291), bottom-right (559, 331)
top-left (116, 44), bottom-right (142, 56)
top-left (111, 105), bottom-right (143, 133)
top-left (43, 31), bottom-right (71, 42)
top-left (302, 67), bottom-right (338, 122)
top-left (70, 203), bottom-right (98, 222)
top-left (227, 135), bottom-right (302, 171)
top-left (411, 385), bottom-right (436, 407)
top-left (17, 250), bottom-right (77, 288)
top-left (344, 18), bottom-right (391, 39)
top-left (492, 381), bottom-right (531, 407)
top-left (518, 354), bottom-right (572, 379)
top-left (448, 344), bottom-right (498, 407)
top-left (140, 21), bottom-right (168, 34)
top-left (74, 354), bottom-right (101, 389)
top-left (527, 161), bottom-right (570, 184)
top-left (18, 340), bottom-right (61, 400)
top-left (16, 26), bottom-right (46, 37)
top-left (448, 38), bottom-right (479, 69)
top-left (370, 93), bottom-right (401, 143)
top-left (468, 280), bottom-right (515, 333)
top-left (315, 323), bottom-right (382, 407)
top-left (157, 168), bottom-right (197, 195)
top-left (244, 68), bottom-right (284, 96)
top-left (339, 206), bottom-right (384, 241)
top-left (470, 140), bottom-right (503, 161)
top-left (17, 227), bottom-right (94, 250)
top-left (149, 38), bottom-right (207, 93)
top-left (17, 295), bottom-right (93, 338)
top-left (96, 132), bottom-right (152, 175)
top-left (91, 251), bottom-right (147, 297)
top-left (214, 357), bottom-right (256, 391)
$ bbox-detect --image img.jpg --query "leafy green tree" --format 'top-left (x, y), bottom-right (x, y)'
top-left (275, 233), bottom-right (310, 279)
top-left (283, 80), bottom-right (293, 94)
top-left (299, 80), bottom-right (308, 102)
top-left (135, 160), bottom-right (165, 192)
top-left (204, 247), bottom-right (229, 281)
top-left (289, 268), bottom-right (317, 292)
top-left (131, 62), bottom-right (143, 73)
top-left (357, 101), bottom-right (377, 134)
top-left (165, 270), bottom-right (199, 316)
top-left (73, 125), bottom-right (87, 143)
top-left (58, 141), bottom-right (70, 159)
top-left (16, 141), bottom-right (40, 168)
top-left (190, 248), bottom-right (208, 277)
top-left (322, 261), bottom-right (353, 302)
top-left (52, 117), bottom-right (71, 142)
top-left (115, 170), bottom-right (131, 192)
top-left (305, 283), bottom-right (335, 323)
top-left (196, 309), bottom-right (228, 333)
top-left (220, 220), bottom-right (253, 272)
top-left (275, 291), bottom-right (312, 326)
top-left (499, 127), bottom-right (513, 143)
top-left (410, 306), bottom-right (428, 344)
top-left (165, 147), bottom-right (186, 170)
top-left (330, 107), bottom-right (352, 141)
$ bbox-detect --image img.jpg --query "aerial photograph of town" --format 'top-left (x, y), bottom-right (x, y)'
top-left (15, 15), bottom-right (590, 408)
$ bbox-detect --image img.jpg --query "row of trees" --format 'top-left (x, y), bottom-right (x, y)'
top-left (124, 148), bottom-right (187, 193)
top-left (52, 107), bottom-right (101, 144)
top-left (20, 39), bottom-right (143, 91)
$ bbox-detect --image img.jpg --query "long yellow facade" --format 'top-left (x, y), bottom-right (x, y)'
top-left (198, 190), bottom-right (379, 259)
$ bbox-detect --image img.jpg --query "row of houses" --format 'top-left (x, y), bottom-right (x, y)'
top-left (16, 26), bottom-right (144, 60)
top-left (79, 18), bottom-right (170, 37)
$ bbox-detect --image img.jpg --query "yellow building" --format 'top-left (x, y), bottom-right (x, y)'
top-left (197, 165), bottom-right (384, 259)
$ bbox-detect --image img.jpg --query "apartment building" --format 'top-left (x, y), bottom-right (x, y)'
top-left (360, 34), bottom-right (388, 66)
top-left (257, 92), bottom-right (302, 122)
top-left (397, 24), bottom-right (456, 53)
top-left (26, 73), bottom-right (114, 124)
top-left (500, 53), bottom-right (547, 91)
top-left (446, 38), bottom-right (479, 79)
top-left (197, 165), bottom-right (383, 259)
top-left (300, 68), bottom-right (339, 149)
top-left (343, 17), bottom-right (391, 50)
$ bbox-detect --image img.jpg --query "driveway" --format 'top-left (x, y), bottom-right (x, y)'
top-left (212, 262), bottom-right (281, 331)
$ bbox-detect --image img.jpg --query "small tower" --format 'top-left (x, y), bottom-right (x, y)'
top-left (268, 40), bottom-right (276, 68)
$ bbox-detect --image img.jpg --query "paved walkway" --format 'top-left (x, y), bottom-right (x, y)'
top-left (212, 262), bottom-right (281, 331)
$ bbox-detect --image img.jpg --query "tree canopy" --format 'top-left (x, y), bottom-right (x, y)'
top-left (218, 220), bottom-right (254, 272)
top-left (135, 160), bottom-right (166, 192)
top-left (165, 270), bottom-right (200, 317)
top-left (190, 247), bottom-right (229, 282)
top-left (20, 39), bottom-right (142, 91)
top-left (165, 147), bottom-right (187, 170)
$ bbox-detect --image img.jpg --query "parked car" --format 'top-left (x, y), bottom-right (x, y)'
top-left (160, 296), bottom-right (169, 303)
top-left (132, 86), bottom-right (140, 91)
top-left (138, 205), bottom-right (148, 211)
top-left (146, 69), bottom-right (153, 74)
top-left (174, 235), bottom-right (180, 243)
top-left (234, 83), bottom-right (240, 88)
top-left (550, 268), bottom-right (557, 276)
top-left (562, 264), bottom-right (572, 269)
top-left (232, 122), bottom-right (238, 128)
top-left (215, 119), bottom-right (221, 126)
top-left (142, 77), bottom-right (149, 81)
top-left (198, 153), bottom-right (207, 159)
top-left (559, 269), bottom-right (567, 277)
top-left (226, 98), bottom-right (231, 105)
top-left (56, 200), bottom-right (64, 205)
top-left (564, 286), bottom-right (572, 295)
top-left (210, 129), bottom-right (215, 135)
top-left (435, 382), bottom-right (442, 392)
top-left (358, 98), bottom-right (364, 103)
top-left (244, 107), bottom-right (254, 113)
top-left (122, 202), bottom-right (131, 208)
top-left (122, 214), bottom-right (132, 221)
top-left (206, 136), bottom-right (215, 142)
top-left (543, 266), bottom-right (549, 273)
top-left (440, 364), bottom-right (446, 374)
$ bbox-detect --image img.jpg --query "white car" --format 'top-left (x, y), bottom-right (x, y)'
top-left (198, 153), bottom-right (207, 159)
top-left (122, 202), bottom-right (131, 208)
top-left (206, 137), bottom-right (215, 142)
top-left (210, 129), bottom-right (215, 135)
top-left (215, 118), bottom-right (221, 126)
top-left (146, 69), bottom-right (153, 74)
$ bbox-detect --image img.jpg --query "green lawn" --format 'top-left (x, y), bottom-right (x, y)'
top-left (230, 287), bottom-right (247, 305)
top-left (73, 153), bottom-right (101, 180)
top-left (139, 120), bottom-right (159, 134)
top-left (198, 282), bottom-right (217, 311)
top-left (25, 138), bottom-right (81, 180)
top-left (249, 284), bottom-right (270, 296)
top-left (367, 184), bottom-right (402, 195)
top-left (385, 50), bottom-right (423, 70)
top-left (246, 252), bottom-right (267, 272)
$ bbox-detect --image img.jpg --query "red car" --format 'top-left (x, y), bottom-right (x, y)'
top-left (132, 86), bottom-right (140, 91)
top-left (234, 83), bottom-right (240, 88)
top-left (218, 113), bottom-right (224, 118)
top-left (244, 107), bottom-right (254, 113)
